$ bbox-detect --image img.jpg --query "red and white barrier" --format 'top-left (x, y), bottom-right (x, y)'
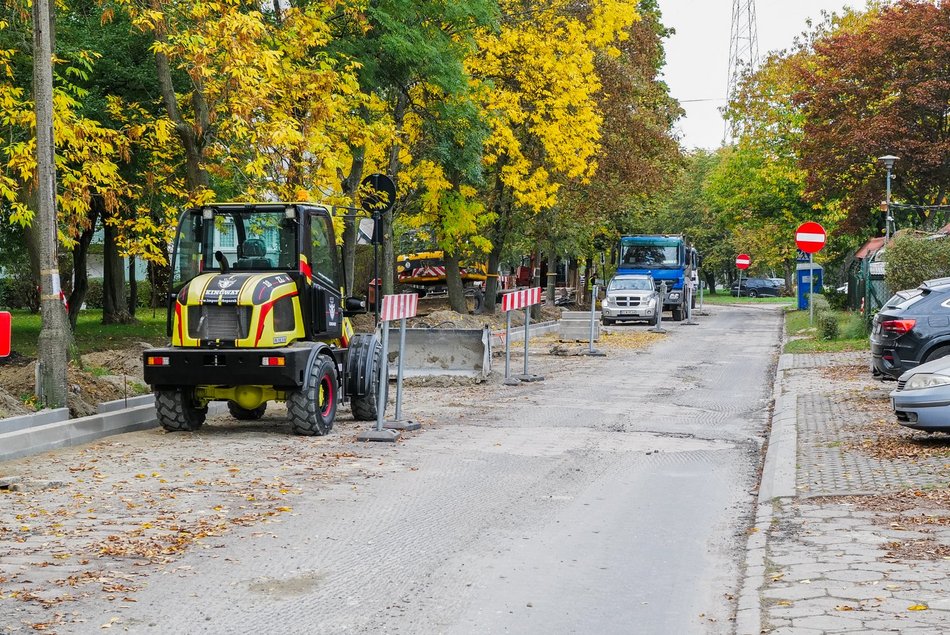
top-left (380, 293), bottom-right (419, 322)
top-left (501, 287), bottom-right (541, 312)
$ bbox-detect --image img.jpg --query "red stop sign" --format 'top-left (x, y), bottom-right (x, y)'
top-left (736, 254), bottom-right (751, 270)
top-left (796, 221), bottom-right (826, 254)
top-left (0, 311), bottom-right (10, 358)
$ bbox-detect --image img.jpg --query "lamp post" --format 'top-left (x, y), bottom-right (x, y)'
top-left (879, 155), bottom-right (899, 242)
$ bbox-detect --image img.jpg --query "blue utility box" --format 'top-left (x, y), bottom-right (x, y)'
top-left (796, 262), bottom-right (823, 311)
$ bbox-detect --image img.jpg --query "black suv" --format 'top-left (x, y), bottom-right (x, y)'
top-left (871, 277), bottom-right (950, 379)
top-left (730, 278), bottom-right (781, 298)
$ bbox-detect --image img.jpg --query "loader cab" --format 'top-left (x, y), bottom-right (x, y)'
top-left (168, 204), bottom-right (345, 344)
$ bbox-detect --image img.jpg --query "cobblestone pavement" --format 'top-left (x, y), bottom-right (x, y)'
top-left (760, 351), bottom-right (950, 634)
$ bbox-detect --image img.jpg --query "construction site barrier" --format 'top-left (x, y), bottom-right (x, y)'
top-left (560, 311), bottom-right (601, 341)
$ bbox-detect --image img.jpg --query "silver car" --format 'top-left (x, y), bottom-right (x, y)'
top-left (890, 355), bottom-right (950, 430)
top-left (601, 274), bottom-right (658, 325)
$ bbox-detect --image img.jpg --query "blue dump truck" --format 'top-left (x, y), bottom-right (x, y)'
top-left (616, 235), bottom-right (700, 321)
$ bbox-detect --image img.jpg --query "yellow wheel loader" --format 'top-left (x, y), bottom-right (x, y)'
top-left (143, 203), bottom-right (385, 435)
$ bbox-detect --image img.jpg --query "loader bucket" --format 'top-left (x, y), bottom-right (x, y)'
top-left (388, 326), bottom-right (492, 381)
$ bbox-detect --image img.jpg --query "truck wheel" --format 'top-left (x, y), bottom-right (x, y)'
top-left (672, 307), bottom-right (684, 321)
top-left (288, 356), bottom-right (337, 436)
top-left (155, 389), bottom-right (206, 432)
top-left (228, 401), bottom-right (266, 420)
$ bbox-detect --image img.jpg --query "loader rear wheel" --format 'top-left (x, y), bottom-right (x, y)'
top-left (228, 401), bottom-right (266, 420)
top-left (155, 389), bottom-right (206, 432)
top-left (351, 337), bottom-right (387, 421)
top-left (288, 356), bottom-right (337, 436)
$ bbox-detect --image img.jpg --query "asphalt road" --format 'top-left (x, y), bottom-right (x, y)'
top-left (0, 304), bottom-right (783, 634)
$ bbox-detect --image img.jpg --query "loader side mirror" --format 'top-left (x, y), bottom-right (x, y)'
top-left (344, 296), bottom-right (367, 315)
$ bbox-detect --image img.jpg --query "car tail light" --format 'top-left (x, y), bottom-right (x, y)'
top-left (261, 356), bottom-right (285, 367)
top-left (881, 319), bottom-right (916, 334)
top-left (146, 356), bottom-right (170, 366)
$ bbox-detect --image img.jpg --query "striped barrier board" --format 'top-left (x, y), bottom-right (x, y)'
top-left (380, 293), bottom-right (419, 322)
top-left (501, 287), bottom-right (542, 312)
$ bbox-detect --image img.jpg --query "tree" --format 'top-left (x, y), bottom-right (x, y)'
top-left (793, 1), bottom-right (950, 233)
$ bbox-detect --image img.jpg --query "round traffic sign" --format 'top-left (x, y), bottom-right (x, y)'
top-left (795, 221), bottom-right (826, 254)
top-left (736, 253), bottom-right (751, 270)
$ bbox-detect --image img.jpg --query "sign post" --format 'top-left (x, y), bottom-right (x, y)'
top-left (0, 311), bottom-right (10, 358)
top-left (501, 287), bottom-right (543, 385)
top-left (795, 221), bottom-right (827, 325)
top-left (735, 253), bottom-right (751, 298)
top-left (357, 293), bottom-right (419, 442)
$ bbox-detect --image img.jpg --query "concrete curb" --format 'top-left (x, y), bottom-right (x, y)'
top-left (490, 320), bottom-right (559, 349)
top-left (736, 351), bottom-right (798, 634)
top-left (0, 399), bottom-right (228, 465)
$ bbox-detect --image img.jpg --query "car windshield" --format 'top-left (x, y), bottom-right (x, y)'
top-left (609, 278), bottom-right (653, 291)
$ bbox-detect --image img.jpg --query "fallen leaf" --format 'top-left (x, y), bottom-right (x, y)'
top-left (908, 604), bottom-right (928, 611)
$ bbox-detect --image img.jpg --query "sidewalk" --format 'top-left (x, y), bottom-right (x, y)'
top-left (749, 351), bottom-right (950, 634)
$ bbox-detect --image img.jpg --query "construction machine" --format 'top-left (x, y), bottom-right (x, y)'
top-left (142, 203), bottom-right (384, 435)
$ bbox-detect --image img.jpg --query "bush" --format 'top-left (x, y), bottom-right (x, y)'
top-left (885, 233), bottom-right (950, 292)
top-left (818, 312), bottom-right (840, 340)
top-left (825, 287), bottom-right (848, 311)
top-left (85, 279), bottom-right (104, 309)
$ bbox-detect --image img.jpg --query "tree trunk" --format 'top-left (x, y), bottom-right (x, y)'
top-left (444, 250), bottom-right (467, 314)
top-left (67, 198), bottom-right (100, 328)
top-left (128, 254), bottom-right (137, 318)
top-left (33, 0), bottom-right (70, 407)
top-left (383, 92), bottom-right (408, 296)
top-left (531, 250), bottom-right (542, 320)
top-left (703, 271), bottom-right (716, 295)
top-left (102, 218), bottom-right (130, 324)
top-left (479, 231), bottom-right (505, 315)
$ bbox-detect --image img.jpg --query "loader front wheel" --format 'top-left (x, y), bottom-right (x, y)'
top-left (228, 401), bottom-right (267, 420)
top-left (288, 356), bottom-right (337, 436)
top-left (155, 389), bottom-right (206, 432)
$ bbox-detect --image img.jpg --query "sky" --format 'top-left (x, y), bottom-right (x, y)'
top-left (656, 0), bottom-right (861, 150)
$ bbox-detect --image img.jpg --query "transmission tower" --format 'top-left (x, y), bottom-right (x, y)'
top-left (724, 0), bottom-right (759, 143)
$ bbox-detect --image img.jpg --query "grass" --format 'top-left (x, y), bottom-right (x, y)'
top-left (784, 307), bottom-right (869, 354)
top-left (701, 292), bottom-right (795, 305)
top-left (8, 309), bottom-right (168, 358)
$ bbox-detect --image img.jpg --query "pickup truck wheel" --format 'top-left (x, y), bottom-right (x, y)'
top-left (603, 318), bottom-right (615, 326)
top-left (351, 338), bottom-right (387, 421)
top-left (227, 401), bottom-right (266, 420)
top-left (288, 356), bottom-right (337, 436)
top-left (155, 389), bottom-right (206, 432)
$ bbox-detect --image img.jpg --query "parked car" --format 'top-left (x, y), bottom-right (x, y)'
top-left (890, 355), bottom-right (950, 431)
top-left (601, 274), bottom-right (658, 325)
top-left (730, 278), bottom-right (781, 298)
top-left (871, 277), bottom-right (950, 380)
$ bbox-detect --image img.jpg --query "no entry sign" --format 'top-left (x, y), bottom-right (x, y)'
top-left (0, 311), bottom-right (10, 357)
top-left (796, 221), bottom-right (826, 254)
top-left (735, 254), bottom-right (751, 270)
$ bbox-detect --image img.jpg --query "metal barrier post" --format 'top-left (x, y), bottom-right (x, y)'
top-left (684, 281), bottom-right (698, 325)
top-left (582, 284), bottom-right (605, 356)
top-left (503, 309), bottom-right (519, 386)
top-left (375, 320), bottom-right (390, 432)
top-left (522, 305), bottom-right (530, 375)
top-left (394, 316), bottom-right (407, 420)
top-left (650, 282), bottom-right (667, 334)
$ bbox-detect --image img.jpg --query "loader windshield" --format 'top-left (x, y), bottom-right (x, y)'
top-left (172, 209), bottom-right (298, 286)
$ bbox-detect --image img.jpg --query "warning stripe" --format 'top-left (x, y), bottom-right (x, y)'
top-left (501, 287), bottom-right (542, 312)
top-left (796, 232), bottom-right (826, 244)
top-left (380, 293), bottom-right (419, 322)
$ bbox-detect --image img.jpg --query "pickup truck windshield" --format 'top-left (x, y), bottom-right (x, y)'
top-left (609, 278), bottom-right (653, 291)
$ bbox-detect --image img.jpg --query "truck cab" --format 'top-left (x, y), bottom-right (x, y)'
top-left (616, 235), bottom-right (699, 321)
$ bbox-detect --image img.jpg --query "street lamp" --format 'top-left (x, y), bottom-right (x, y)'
top-left (879, 155), bottom-right (899, 242)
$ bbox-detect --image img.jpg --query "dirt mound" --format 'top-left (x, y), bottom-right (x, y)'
top-left (0, 388), bottom-right (28, 418)
top-left (82, 342), bottom-right (153, 384)
top-left (0, 358), bottom-right (133, 419)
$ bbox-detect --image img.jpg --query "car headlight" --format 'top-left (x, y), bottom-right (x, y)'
top-left (904, 373), bottom-right (950, 391)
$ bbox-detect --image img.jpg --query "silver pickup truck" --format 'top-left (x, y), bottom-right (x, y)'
top-left (601, 274), bottom-right (660, 325)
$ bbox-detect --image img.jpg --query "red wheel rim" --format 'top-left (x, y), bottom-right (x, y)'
top-left (319, 373), bottom-right (334, 417)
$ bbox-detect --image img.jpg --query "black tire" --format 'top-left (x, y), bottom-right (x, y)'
top-left (672, 307), bottom-right (684, 321)
top-left (155, 389), bottom-right (206, 432)
top-left (351, 339), bottom-right (388, 421)
top-left (923, 345), bottom-right (950, 364)
top-left (227, 401), bottom-right (266, 420)
top-left (748, 290), bottom-right (759, 298)
top-left (603, 318), bottom-right (615, 326)
top-left (287, 356), bottom-right (338, 436)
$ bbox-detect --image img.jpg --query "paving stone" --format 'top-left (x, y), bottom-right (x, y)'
top-left (824, 586), bottom-right (892, 601)
top-left (792, 613), bottom-right (865, 630)
top-left (824, 569), bottom-right (886, 583)
top-left (763, 585), bottom-right (828, 601)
